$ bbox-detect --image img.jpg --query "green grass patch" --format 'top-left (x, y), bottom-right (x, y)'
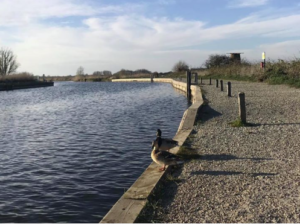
top-left (163, 71), bottom-right (186, 79)
top-left (135, 181), bottom-right (166, 223)
top-left (229, 118), bottom-right (246, 127)
top-left (136, 199), bottom-right (164, 223)
top-left (165, 173), bottom-right (182, 183)
top-left (204, 74), bottom-right (256, 82)
top-left (177, 145), bottom-right (201, 159)
top-left (267, 76), bottom-right (300, 88)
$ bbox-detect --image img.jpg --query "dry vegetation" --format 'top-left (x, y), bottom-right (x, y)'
top-left (73, 74), bottom-right (112, 82)
top-left (0, 72), bottom-right (37, 83)
top-left (203, 58), bottom-right (300, 88)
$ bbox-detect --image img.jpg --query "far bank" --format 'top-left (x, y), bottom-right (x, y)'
top-left (0, 81), bottom-right (54, 91)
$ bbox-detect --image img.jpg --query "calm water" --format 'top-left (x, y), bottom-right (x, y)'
top-left (0, 82), bottom-right (189, 222)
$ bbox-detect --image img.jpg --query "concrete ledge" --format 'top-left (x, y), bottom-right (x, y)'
top-left (100, 78), bottom-right (203, 223)
top-left (0, 81), bottom-right (54, 91)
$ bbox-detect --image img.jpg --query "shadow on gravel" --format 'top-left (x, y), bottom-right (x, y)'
top-left (191, 170), bottom-right (278, 176)
top-left (239, 122), bottom-right (300, 127)
top-left (197, 104), bottom-right (222, 123)
top-left (192, 171), bottom-right (243, 176)
top-left (251, 172), bottom-right (278, 177)
top-left (257, 122), bottom-right (300, 126)
top-left (135, 166), bottom-right (184, 223)
top-left (200, 154), bottom-right (273, 161)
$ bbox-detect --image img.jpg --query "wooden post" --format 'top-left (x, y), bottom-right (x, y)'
top-left (150, 74), bottom-right (154, 83)
top-left (238, 92), bottom-right (246, 123)
top-left (220, 80), bottom-right (223, 91)
top-left (194, 73), bottom-right (198, 84)
top-left (227, 82), bottom-right (231, 97)
top-left (186, 71), bottom-right (191, 101)
top-left (200, 77), bottom-right (203, 84)
top-left (216, 79), bottom-right (219, 88)
top-left (209, 78), bottom-right (212, 85)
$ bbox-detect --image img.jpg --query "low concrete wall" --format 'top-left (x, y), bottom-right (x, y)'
top-left (0, 81), bottom-right (54, 91)
top-left (100, 78), bottom-right (203, 223)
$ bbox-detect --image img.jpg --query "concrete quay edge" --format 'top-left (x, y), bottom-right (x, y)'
top-left (100, 78), bottom-right (203, 223)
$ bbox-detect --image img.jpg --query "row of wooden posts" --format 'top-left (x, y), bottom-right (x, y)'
top-left (186, 71), bottom-right (246, 124)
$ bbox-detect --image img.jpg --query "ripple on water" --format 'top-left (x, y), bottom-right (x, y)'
top-left (0, 82), bottom-right (189, 222)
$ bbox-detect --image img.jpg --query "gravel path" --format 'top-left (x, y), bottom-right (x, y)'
top-left (153, 80), bottom-right (300, 223)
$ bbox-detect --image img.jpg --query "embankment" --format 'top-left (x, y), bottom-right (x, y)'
top-left (100, 78), bottom-right (203, 223)
top-left (0, 81), bottom-right (54, 91)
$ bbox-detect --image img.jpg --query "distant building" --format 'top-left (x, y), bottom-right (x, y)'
top-left (227, 53), bottom-right (243, 63)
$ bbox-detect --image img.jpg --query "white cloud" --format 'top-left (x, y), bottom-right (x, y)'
top-left (229, 0), bottom-right (269, 8)
top-left (1, 0), bottom-right (300, 75)
top-left (258, 40), bottom-right (300, 59)
top-left (0, 0), bottom-right (133, 27)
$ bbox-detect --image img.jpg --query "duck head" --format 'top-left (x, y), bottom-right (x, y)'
top-left (156, 129), bottom-right (162, 137)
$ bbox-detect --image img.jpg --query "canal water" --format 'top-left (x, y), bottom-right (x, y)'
top-left (0, 81), bottom-right (189, 222)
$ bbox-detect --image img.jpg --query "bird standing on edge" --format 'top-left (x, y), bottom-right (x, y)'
top-left (151, 143), bottom-right (183, 171)
top-left (152, 129), bottom-right (179, 152)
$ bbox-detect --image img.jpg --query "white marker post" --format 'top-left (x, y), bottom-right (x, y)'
top-left (262, 52), bottom-right (266, 70)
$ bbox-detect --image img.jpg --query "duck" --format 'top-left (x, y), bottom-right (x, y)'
top-left (152, 129), bottom-right (178, 152)
top-left (151, 143), bottom-right (183, 171)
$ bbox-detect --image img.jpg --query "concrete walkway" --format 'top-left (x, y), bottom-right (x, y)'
top-left (143, 80), bottom-right (300, 223)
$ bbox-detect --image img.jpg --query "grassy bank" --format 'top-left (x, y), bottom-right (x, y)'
top-left (202, 58), bottom-right (300, 88)
top-left (45, 75), bottom-right (112, 82)
top-left (73, 75), bottom-right (112, 82)
top-left (0, 73), bottom-right (37, 83)
top-left (0, 73), bottom-right (53, 91)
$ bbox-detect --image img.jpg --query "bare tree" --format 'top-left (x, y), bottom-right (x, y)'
top-left (0, 48), bottom-right (19, 76)
top-left (76, 66), bottom-right (84, 76)
top-left (172, 60), bottom-right (189, 72)
top-left (204, 54), bottom-right (230, 68)
top-left (103, 70), bottom-right (112, 76)
top-left (93, 71), bottom-right (103, 76)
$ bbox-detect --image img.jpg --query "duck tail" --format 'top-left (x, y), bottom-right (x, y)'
top-left (175, 156), bottom-right (183, 164)
top-left (176, 160), bottom-right (184, 165)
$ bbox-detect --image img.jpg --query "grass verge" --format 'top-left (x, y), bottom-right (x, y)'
top-left (177, 145), bottom-right (201, 160)
top-left (135, 170), bottom-right (182, 223)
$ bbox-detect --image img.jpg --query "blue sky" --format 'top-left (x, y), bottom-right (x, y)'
top-left (0, 0), bottom-right (300, 76)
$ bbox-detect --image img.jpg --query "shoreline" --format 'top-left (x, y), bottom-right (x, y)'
top-left (100, 78), bottom-right (204, 223)
top-left (0, 81), bottom-right (54, 91)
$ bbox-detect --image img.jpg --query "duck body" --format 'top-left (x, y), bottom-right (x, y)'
top-left (151, 146), bottom-right (182, 171)
top-left (152, 136), bottom-right (178, 151)
top-left (153, 129), bottom-right (178, 151)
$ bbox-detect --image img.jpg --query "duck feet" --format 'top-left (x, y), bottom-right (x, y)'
top-left (159, 166), bottom-right (166, 171)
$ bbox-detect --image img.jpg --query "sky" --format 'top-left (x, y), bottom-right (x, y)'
top-left (1, 0), bottom-right (300, 76)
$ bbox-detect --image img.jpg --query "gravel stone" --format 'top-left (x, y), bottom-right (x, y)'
top-left (157, 81), bottom-right (300, 223)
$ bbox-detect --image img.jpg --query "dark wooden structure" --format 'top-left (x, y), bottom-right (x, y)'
top-left (227, 53), bottom-right (244, 63)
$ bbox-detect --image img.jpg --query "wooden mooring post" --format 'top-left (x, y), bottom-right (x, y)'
top-left (150, 74), bottom-right (154, 83)
top-left (238, 92), bottom-right (246, 123)
top-left (209, 78), bottom-right (212, 85)
top-left (187, 71), bottom-right (191, 101)
top-left (227, 82), bottom-right (231, 97)
top-left (216, 79), bottom-right (219, 88)
top-left (220, 80), bottom-right (224, 91)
